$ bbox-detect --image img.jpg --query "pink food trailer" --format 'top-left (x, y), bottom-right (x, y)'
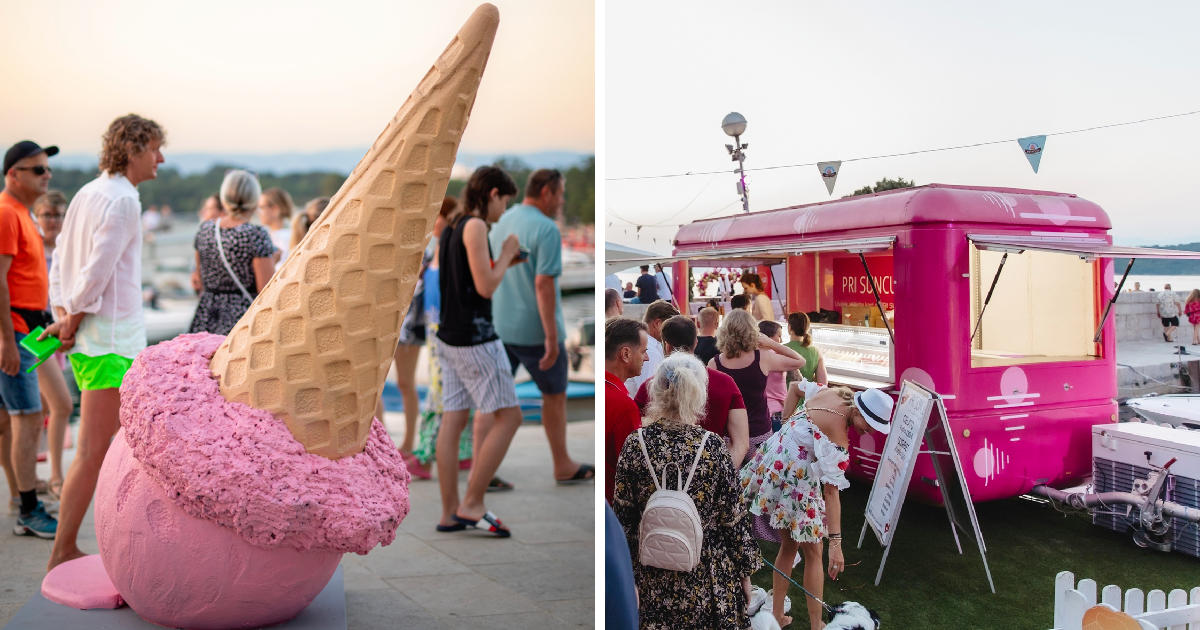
top-left (646, 184), bottom-right (1200, 504)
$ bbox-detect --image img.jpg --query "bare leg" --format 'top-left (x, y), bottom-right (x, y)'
top-left (0, 411), bottom-right (16, 499)
top-left (393, 345), bottom-right (422, 453)
top-left (436, 409), bottom-right (469, 526)
top-left (773, 534), bottom-right (800, 628)
top-left (799, 541), bottom-right (825, 630)
top-left (457, 406), bottom-right (521, 523)
top-left (467, 410), bottom-right (494, 487)
top-left (11, 411), bottom-right (44, 497)
top-left (36, 361), bottom-right (72, 489)
top-left (541, 392), bottom-right (584, 480)
top-left (1194, 323), bottom-right (1199, 345)
top-left (48, 388), bottom-right (121, 571)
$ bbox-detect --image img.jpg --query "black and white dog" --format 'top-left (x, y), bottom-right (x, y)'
top-left (824, 602), bottom-right (881, 630)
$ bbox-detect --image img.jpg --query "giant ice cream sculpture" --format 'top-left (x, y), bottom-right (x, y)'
top-left (41, 6), bottom-right (501, 628)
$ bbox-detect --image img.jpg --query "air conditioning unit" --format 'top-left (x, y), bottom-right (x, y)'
top-left (1092, 421), bottom-right (1200, 558)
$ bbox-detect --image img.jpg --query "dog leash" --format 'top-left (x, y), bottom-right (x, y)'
top-left (761, 558), bottom-right (833, 614)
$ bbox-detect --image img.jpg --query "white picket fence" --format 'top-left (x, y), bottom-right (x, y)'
top-left (1053, 571), bottom-right (1200, 630)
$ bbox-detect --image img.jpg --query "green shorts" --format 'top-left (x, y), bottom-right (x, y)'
top-left (68, 353), bottom-right (134, 391)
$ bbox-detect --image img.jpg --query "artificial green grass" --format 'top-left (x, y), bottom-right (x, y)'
top-left (750, 482), bottom-right (1200, 629)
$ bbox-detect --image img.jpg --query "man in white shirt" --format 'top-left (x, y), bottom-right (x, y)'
top-left (1157, 283), bottom-right (1184, 343)
top-left (44, 114), bottom-right (164, 571)
top-left (625, 300), bottom-right (679, 396)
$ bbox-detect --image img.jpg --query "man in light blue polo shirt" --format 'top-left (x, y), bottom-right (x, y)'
top-left (491, 169), bottom-right (593, 486)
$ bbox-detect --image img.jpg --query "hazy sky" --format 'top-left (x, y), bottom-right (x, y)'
top-left (604, 1), bottom-right (1200, 248)
top-left (1, 0), bottom-right (593, 156)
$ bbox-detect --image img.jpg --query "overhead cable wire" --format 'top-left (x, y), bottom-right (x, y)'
top-left (606, 108), bottom-right (1200, 181)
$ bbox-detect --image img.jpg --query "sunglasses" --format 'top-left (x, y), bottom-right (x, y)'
top-left (14, 166), bottom-right (51, 176)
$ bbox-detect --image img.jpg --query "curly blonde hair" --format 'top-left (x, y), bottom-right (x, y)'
top-left (716, 309), bottom-right (758, 358)
top-left (644, 352), bottom-right (708, 427)
top-left (99, 114), bottom-right (165, 175)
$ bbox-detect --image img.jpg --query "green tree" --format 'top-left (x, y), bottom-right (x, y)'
top-left (445, 155), bottom-right (595, 224)
top-left (46, 155), bottom-right (595, 226)
top-left (848, 177), bottom-right (916, 197)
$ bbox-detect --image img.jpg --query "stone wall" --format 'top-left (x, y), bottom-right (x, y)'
top-left (1114, 291), bottom-right (1196, 342)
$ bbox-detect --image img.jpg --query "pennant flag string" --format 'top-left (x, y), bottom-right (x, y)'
top-left (817, 161), bottom-right (842, 196)
top-left (606, 108), bottom-right (1200, 181)
top-left (1017, 135), bottom-right (1046, 173)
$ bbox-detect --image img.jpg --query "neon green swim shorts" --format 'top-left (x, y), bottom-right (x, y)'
top-left (68, 353), bottom-right (134, 391)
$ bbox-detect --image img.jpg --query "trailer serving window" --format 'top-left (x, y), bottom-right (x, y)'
top-left (968, 242), bottom-right (1099, 367)
top-left (967, 235), bottom-right (1200, 367)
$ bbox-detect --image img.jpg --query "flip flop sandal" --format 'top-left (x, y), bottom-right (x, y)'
top-left (451, 510), bottom-right (511, 537)
top-left (48, 480), bottom-right (63, 501)
top-left (556, 464), bottom-right (595, 486)
top-left (486, 476), bottom-right (514, 493)
top-left (436, 522), bottom-right (467, 532)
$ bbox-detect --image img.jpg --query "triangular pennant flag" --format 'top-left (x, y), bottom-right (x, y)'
top-left (1017, 135), bottom-right (1046, 173)
top-left (817, 161), bottom-right (841, 196)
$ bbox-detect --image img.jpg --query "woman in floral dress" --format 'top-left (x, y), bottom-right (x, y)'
top-left (740, 386), bottom-right (892, 630)
top-left (614, 353), bottom-right (762, 629)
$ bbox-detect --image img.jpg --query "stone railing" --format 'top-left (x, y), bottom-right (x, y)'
top-left (1114, 291), bottom-right (1196, 343)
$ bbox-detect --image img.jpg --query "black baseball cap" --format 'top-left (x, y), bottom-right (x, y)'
top-left (4, 141), bottom-right (59, 176)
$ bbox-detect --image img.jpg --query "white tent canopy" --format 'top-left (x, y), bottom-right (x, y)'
top-left (604, 241), bottom-right (663, 272)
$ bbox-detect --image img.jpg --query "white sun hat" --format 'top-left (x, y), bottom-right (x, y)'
top-left (853, 388), bottom-right (894, 434)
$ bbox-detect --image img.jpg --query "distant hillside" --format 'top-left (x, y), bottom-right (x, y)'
top-left (53, 149), bottom-right (591, 177)
top-left (1113, 243), bottom-right (1200, 274)
top-left (43, 154), bottom-right (595, 225)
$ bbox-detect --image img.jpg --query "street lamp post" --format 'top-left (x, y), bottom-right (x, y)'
top-left (722, 112), bottom-right (749, 213)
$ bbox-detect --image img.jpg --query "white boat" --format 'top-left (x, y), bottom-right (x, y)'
top-left (1126, 394), bottom-right (1200, 430)
top-left (561, 249), bottom-right (595, 291)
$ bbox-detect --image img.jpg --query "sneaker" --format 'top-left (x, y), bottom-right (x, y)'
top-left (14, 502), bottom-right (57, 539)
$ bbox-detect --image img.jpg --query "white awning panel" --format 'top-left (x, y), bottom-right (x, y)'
top-left (968, 235), bottom-right (1200, 261)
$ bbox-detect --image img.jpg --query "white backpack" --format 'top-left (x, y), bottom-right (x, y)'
top-left (636, 428), bottom-right (710, 572)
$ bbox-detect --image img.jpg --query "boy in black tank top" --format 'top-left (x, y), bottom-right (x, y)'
top-left (431, 166), bottom-right (527, 538)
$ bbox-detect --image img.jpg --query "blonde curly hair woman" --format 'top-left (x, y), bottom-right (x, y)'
top-left (709, 309), bottom-right (806, 452)
top-left (613, 352), bottom-right (762, 629)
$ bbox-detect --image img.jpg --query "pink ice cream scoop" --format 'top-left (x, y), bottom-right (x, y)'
top-left (92, 334), bottom-right (409, 628)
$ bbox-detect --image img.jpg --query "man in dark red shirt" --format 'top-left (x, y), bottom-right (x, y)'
top-left (634, 315), bottom-right (750, 467)
top-left (604, 317), bottom-right (648, 502)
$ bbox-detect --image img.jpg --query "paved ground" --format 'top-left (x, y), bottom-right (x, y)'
top-left (0, 416), bottom-right (595, 629)
top-left (1118, 338), bottom-right (1200, 368)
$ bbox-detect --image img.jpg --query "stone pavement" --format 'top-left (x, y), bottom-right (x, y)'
top-left (0, 417), bottom-right (596, 629)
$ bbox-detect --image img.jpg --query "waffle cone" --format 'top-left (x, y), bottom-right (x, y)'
top-left (209, 4), bottom-right (500, 459)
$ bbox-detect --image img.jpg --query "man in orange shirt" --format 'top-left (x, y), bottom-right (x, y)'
top-left (604, 317), bottom-right (647, 503)
top-left (0, 140), bottom-right (58, 538)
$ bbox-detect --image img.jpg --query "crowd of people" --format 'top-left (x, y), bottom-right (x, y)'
top-left (605, 295), bottom-right (892, 629)
top-left (1, 115), bottom-right (593, 570)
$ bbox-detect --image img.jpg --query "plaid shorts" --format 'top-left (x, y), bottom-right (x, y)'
top-left (436, 338), bottom-right (520, 414)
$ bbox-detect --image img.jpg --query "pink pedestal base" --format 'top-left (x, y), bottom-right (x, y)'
top-left (41, 554), bottom-right (124, 610)
top-left (95, 431), bottom-right (341, 630)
